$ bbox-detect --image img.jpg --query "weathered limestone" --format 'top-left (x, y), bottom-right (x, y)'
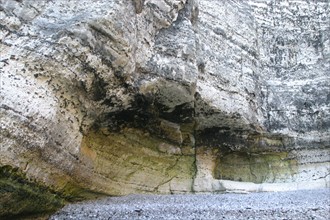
top-left (0, 0), bottom-right (329, 217)
top-left (80, 128), bottom-right (195, 195)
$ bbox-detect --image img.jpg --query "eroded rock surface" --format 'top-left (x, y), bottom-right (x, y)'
top-left (0, 0), bottom-right (329, 217)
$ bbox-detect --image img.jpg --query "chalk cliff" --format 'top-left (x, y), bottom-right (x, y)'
top-left (0, 0), bottom-right (329, 217)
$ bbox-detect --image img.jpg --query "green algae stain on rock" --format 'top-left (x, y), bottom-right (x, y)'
top-left (80, 128), bottom-right (196, 194)
top-left (214, 151), bottom-right (298, 183)
top-left (0, 165), bottom-right (65, 218)
top-left (58, 179), bottom-right (106, 202)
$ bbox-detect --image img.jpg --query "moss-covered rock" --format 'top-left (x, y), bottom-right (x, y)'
top-left (0, 165), bottom-right (65, 218)
top-left (214, 152), bottom-right (298, 183)
top-left (80, 128), bottom-right (196, 194)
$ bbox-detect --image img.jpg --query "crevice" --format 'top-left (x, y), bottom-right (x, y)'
top-left (153, 176), bottom-right (176, 192)
top-left (191, 92), bottom-right (198, 193)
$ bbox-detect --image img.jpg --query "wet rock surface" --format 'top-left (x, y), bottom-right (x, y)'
top-left (50, 189), bottom-right (330, 220)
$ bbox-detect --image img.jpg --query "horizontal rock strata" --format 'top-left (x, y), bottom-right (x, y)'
top-left (0, 0), bottom-right (329, 217)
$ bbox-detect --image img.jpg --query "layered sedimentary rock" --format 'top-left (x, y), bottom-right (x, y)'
top-left (0, 0), bottom-right (329, 217)
top-left (193, 0), bottom-right (330, 192)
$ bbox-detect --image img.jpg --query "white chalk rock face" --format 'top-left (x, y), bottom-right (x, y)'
top-left (193, 0), bottom-right (330, 192)
top-left (0, 0), bottom-right (329, 217)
